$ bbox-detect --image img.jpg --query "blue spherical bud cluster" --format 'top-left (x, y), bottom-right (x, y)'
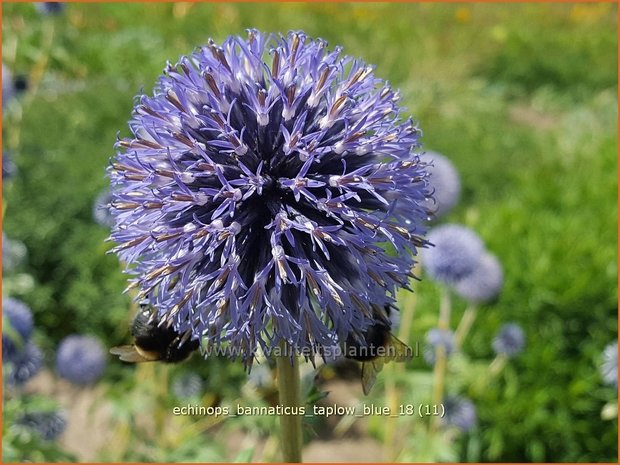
top-left (16, 411), bottom-right (67, 441)
top-left (454, 252), bottom-right (503, 304)
top-left (422, 224), bottom-right (485, 285)
top-left (7, 341), bottom-right (44, 385)
top-left (442, 396), bottom-right (477, 432)
top-left (55, 335), bottom-right (107, 385)
top-left (492, 323), bottom-right (525, 357)
top-left (423, 327), bottom-right (455, 365)
top-left (423, 224), bottom-right (504, 304)
top-left (2, 296), bottom-right (34, 361)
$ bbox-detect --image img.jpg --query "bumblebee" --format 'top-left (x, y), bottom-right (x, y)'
top-left (110, 304), bottom-right (199, 363)
top-left (342, 304), bottom-right (412, 395)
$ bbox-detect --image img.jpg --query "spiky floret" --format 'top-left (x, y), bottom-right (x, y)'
top-left (109, 30), bottom-right (430, 363)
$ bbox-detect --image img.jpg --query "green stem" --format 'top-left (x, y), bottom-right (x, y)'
top-left (430, 287), bottom-right (452, 434)
top-left (488, 354), bottom-right (508, 377)
top-left (455, 304), bottom-right (478, 349)
top-left (275, 340), bottom-right (303, 463)
top-left (383, 290), bottom-right (418, 461)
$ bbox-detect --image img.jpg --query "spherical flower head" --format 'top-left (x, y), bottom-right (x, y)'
top-left (420, 151), bottom-right (461, 219)
top-left (454, 252), bottom-right (503, 304)
top-left (492, 323), bottom-right (525, 357)
top-left (3, 232), bottom-right (28, 273)
top-left (92, 190), bottom-right (114, 228)
top-left (16, 411), bottom-right (67, 441)
top-left (442, 396), bottom-right (477, 432)
top-left (7, 341), bottom-right (43, 385)
top-left (422, 224), bottom-right (484, 285)
top-left (171, 372), bottom-right (204, 399)
top-left (2, 296), bottom-right (34, 361)
top-left (423, 327), bottom-right (455, 365)
top-left (3, 64), bottom-right (14, 109)
top-left (109, 30), bottom-right (430, 364)
top-left (55, 335), bottom-right (106, 385)
top-left (35, 2), bottom-right (65, 15)
top-left (600, 341), bottom-right (618, 388)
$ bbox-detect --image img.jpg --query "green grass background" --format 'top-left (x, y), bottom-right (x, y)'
top-left (2, 2), bottom-right (617, 462)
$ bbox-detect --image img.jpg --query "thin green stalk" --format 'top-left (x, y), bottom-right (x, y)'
top-left (430, 287), bottom-right (452, 434)
top-left (383, 290), bottom-right (418, 461)
top-left (275, 340), bottom-right (303, 463)
top-left (455, 304), bottom-right (478, 349)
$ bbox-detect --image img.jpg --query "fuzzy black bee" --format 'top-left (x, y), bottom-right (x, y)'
top-left (110, 304), bottom-right (199, 363)
top-left (342, 304), bottom-right (413, 395)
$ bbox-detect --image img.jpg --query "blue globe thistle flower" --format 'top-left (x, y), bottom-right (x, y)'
top-left (3, 151), bottom-right (17, 180)
top-left (35, 2), bottom-right (65, 15)
top-left (92, 190), bottom-right (114, 228)
top-left (3, 232), bottom-right (28, 273)
top-left (492, 323), bottom-right (525, 357)
top-left (16, 411), bottom-right (67, 441)
top-left (7, 341), bottom-right (44, 385)
top-left (442, 396), bottom-right (477, 432)
top-left (422, 224), bottom-right (484, 285)
top-left (600, 341), bottom-right (617, 388)
top-left (171, 372), bottom-right (204, 399)
top-left (3, 64), bottom-right (14, 108)
top-left (109, 30), bottom-right (430, 364)
top-left (420, 151), bottom-right (461, 219)
top-left (423, 327), bottom-right (455, 365)
top-left (2, 296), bottom-right (34, 361)
top-left (55, 335), bottom-right (106, 385)
top-left (454, 252), bottom-right (503, 304)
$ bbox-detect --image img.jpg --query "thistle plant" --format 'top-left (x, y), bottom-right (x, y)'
top-left (423, 327), bottom-right (456, 365)
top-left (2, 296), bottom-right (34, 361)
top-left (109, 30), bottom-right (430, 461)
top-left (55, 335), bottom-right (107, 385)
top-left (454, 252), bottom-right (503, 305)
top-left (6, 341), bottom-right (44, 385)
top-left (441, 396), bottom-right (477, 432)
top-left (16, 411), bottom-right (67, 441)
top-left (492, 323), bottom-right (525, 358)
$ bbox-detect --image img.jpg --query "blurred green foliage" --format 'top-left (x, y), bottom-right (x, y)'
top-left (2, 2), bottom-right (617, 462)
top-left (2, 394), bottom-right (76, 462)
